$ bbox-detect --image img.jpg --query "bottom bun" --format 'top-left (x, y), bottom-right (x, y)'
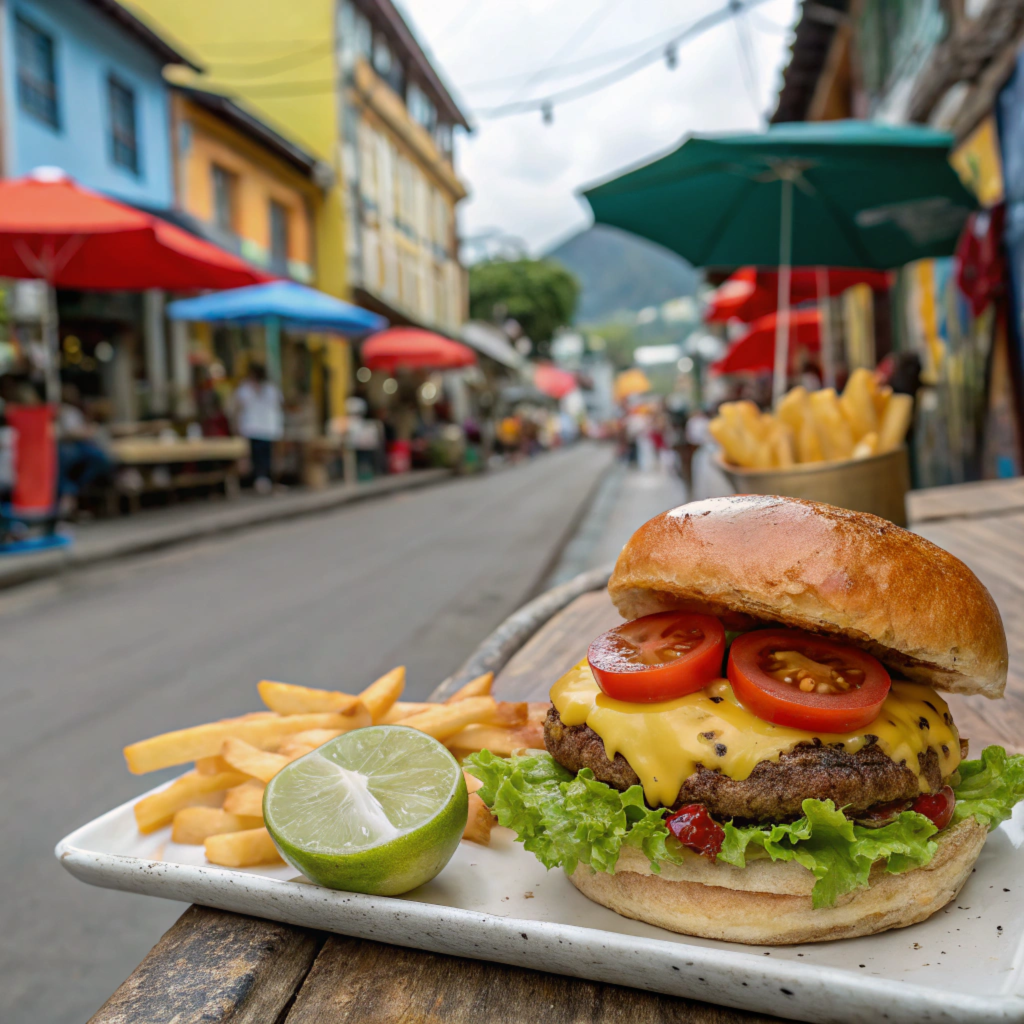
top-left (569, 817), bottom-right (988, 945)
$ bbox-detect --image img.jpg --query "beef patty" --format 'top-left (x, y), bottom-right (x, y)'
top-left (544, 705), bottom-right (944, 822)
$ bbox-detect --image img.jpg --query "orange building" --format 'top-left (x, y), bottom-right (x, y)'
top-left (171, 86), bottom-right (325, 284)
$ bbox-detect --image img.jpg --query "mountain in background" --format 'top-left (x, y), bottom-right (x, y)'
top-left (546, 224), bottom-right (701, 324)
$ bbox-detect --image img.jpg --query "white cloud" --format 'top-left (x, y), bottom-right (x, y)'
top-left (399, 0), bottom-right (799, 256)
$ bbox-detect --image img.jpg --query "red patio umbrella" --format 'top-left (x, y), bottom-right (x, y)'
top-left (361, 328), bottom-right (476, 373)
top-left (0, 169), bottom-right (273, 401)
top-left (0, 169), bottom-right (273, 290)
top-left (533, 363), bottom-right (577, 399)
top-left (712, 309), bottom-right (821, 376)
top-left (705, 266), bottom-right (892, 323)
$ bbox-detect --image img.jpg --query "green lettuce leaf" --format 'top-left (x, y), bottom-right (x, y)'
top-left (466, 745), bottom-right (1024, 910)
top-left (464, 750), bottom-right (680, 876)
top-left (719, 802), bottom-right (938, 909)
top-left (952, 746), bottom-right (1024, 829)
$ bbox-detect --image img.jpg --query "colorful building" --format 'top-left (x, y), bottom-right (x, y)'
top-left (772, 0), bottom-right (1024, 486)
top-left (171, 86), bottom-right (323, 285)
top-left (337, 0), bottom-right (471, 334)
top-left (1, 0), bottom-right (192, 206)
top-left (124, 0), bottom-right (471, 334)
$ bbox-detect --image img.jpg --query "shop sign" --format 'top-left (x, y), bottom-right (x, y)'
top-left (950, 116), bottom-right (1005, 208)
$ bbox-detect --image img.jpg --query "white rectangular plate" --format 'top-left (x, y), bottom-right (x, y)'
top-left (57, 780), bottom-right (1024, 1024)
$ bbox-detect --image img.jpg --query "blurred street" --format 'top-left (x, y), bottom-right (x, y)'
top-left (1, 444), bottom-right (671, 1024)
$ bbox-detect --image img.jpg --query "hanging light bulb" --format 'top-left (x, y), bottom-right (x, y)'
top-left (541, 101), bottom-right (553, 125)
top-left (665, 44), bottom-right (678, 70)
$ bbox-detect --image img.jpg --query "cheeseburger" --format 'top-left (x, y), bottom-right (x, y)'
top-left (468, 496), bottom-right (1024, 945)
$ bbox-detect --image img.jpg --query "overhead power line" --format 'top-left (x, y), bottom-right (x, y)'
top-left (474, 0), bottom-right (775, 120)
top-left (204, 41), bottom-right (334, 78)
top-left (459, 16), bottom-right (714, 92)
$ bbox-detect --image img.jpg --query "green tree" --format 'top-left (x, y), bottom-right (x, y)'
top-left (469, 258), bottom-right (579, 358)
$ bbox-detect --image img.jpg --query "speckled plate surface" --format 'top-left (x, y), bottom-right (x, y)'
top-left (57, 780), bottom-right (1024, 1024)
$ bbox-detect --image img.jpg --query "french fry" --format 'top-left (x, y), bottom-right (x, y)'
top-left (462, 793), bottom-right (496, 846)
top-left (204, 827), bottom-right (283, 868)
top-left (397, 696), bottom-right (497, 741)
top-left (839, 368), bottom-right (879, 441)
top-left (124, 710), bottom-right (370, 774)
top-left (194, 754), bottom-right (233, 775)
top-left (463, 768), bottom-right (482, 794)
top-left (446, 722), bottom-right (545, 757)
top-left (808, 388), bottom-right (854, 461)
top-left (134, 770), bottom-right (248, 834)
top-left (445, 672), bottom-right (494, 703)
top-left (491, 701), bottom-right (528, 727)
top-left (221, 737), bottom-right (291, 783)
top-left (877, 392), bottom-right (913, 452)
top-left (257, 679), bottom-right (367, 717)
top-left (527, 702), bottom-right (549, 724)
top-left (797, 416), bottom-right (825, 463)
top-left (358, 666), bottom-right (406, 722)
top-left (276, 729), bottom-right (342, 758)
top-left (852, 431), bottom-right (878, 459)
top-left (223, 779), bottom-right (266, 817)
top-left (873, 383), bottom-right (893, 421)
top-left (379, 701), bottom-right (432, 724)
top-left (172, 807), bottom-right (263, 845)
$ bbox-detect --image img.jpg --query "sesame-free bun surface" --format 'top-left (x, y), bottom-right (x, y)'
top-left (608, 495), bottom-right (1006, 698)
top-left (569, 816), bottom-right (986, 945)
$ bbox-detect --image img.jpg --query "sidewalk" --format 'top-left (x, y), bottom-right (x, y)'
top-left (0, 468), bottom-right (451, 590)
top-left (546, 459), bottom-right (687, 586)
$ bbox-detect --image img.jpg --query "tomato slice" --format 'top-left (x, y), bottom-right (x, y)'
top-left (726, 628), bottom-right (891, 731)
top-left (588, 611), bottom-right (726, 703)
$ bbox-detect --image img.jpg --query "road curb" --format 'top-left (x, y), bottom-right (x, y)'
top-left (0, 468), bottom-right (454, 592)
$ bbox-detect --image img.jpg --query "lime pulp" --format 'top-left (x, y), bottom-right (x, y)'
top-left (263, 725), bottom-right (468, 896)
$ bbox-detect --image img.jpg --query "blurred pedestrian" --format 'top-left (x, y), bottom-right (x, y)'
top-left (232, 363), bottom-right (282, 495)
top-left (57, 383), bottom-right (112, 516)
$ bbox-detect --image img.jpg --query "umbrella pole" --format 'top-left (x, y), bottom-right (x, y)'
top-left (43, 282), bottom-right (61, 405)
top-left (772, 176), bottom-right (794, 406)
top-left (816, 266), bottom-right (836, 389)
top-left (265, 316), bottom-right (282, 387)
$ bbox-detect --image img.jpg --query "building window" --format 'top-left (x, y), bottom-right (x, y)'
top-left (407, 82), bottom-right (437, 134)
top-left (269, 200), bottom-right (290, 272)
top-left (434, 122), bottom-right (453, 161)
top-left (16, 16), bottom-right (59, 128)
top-left (108, 76), bottom-right (139, 173)
top-left (211, 164), bottom-right (237, 235)
top-left (372, 31), bottom-right (404, 96)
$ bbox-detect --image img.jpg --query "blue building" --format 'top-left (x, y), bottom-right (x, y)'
top-left (2, 0), bottom-right (196, 209)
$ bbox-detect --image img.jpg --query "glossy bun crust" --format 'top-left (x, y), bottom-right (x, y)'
top-left (569, 817), bottom-right (986, 945)
top-left (608, 496), bottom-right (1006, 698)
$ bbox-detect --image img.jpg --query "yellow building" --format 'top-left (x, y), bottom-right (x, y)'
top-left (126, 0), bottom-right (471, 336)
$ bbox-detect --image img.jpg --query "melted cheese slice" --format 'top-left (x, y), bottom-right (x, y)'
top-left (551, 660), bottom-right (961, 808)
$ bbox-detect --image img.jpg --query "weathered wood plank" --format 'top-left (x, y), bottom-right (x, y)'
top-left (493, 589), bottom-right (622, 701)
top-left (89, 906), bottom-right (321, 1024)
top-left (284, 937), bottom-right (784, 1024)
top-left (433, 564), bottom-right (614, 700)
top-left (908, 477), bottom-right (1024, 523)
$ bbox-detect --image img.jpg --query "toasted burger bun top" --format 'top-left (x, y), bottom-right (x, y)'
top-left (608, 495), bottom-right (1007, 699)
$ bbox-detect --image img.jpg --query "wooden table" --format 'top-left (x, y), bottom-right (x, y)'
top-left (89, 480), bottom-right (1024, 1024)
top-left (108, 437), bottom-right (247, 513)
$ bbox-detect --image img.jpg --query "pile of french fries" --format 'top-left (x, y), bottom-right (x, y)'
top-left (710, 369), bottom-right (914, 469)
top-left (124, 666), bottom-right (546, 869)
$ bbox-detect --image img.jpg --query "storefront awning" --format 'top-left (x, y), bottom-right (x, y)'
top-left (459, 321), bottom-right (524, 371)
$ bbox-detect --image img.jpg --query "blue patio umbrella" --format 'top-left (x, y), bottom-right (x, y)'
top-left (167, 280), bottom-right (388, 382)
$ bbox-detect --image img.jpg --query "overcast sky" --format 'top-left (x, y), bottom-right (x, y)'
top-left (399, 0), bottom-right (800, 258)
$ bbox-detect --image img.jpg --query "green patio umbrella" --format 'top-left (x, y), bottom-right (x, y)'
top-left (582, 120), bottom-right (977, 401)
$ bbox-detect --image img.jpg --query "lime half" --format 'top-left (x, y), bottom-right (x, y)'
top-left (263, 725), bottom-right (467, 896)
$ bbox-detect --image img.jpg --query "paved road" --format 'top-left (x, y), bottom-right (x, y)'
top-left (1, 444), bottom-right (613, 1024)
